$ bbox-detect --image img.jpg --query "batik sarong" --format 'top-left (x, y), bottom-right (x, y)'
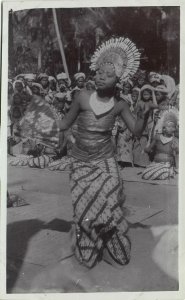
top-left (69, 156), bottom-right (131, 268)
top-left (142, 161), bottom-right (176, 180)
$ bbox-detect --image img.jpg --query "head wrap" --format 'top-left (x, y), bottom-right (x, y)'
top-left (148, 72), bottom-right (162, 84)
top-left (90, 37), bottom-right (140, 81)
top-left (132, 87), bottom-right (141, 93)
top-left (161, 75), bottom-right (176, 99)
top-left (31, 82), bottom-right (44, 93)
top-left (74, 72), bottom-right (86, 81)
top-left (48, 76), bottom-right (57, 83)
top-left (140, 84), bottom-right (154, 92)
top-left (37, 73), bottom-right (49, 81)
top-left (13, 80), bottom-right (25, 91)
top-left (14, 74), bottom-right (25, 81)
top-left (56, 73), bottom-right (68, 81)
top-left (24, 74), bottom-right (36, 81)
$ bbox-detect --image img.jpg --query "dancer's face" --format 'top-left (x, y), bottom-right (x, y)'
top-left (163, 121), bottom-right (176, 135)
top-left (95, 64), bottom-right (118, 91)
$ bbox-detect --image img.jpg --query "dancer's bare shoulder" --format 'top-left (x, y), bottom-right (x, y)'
top-left (75, 88), bottom-right (94, 109)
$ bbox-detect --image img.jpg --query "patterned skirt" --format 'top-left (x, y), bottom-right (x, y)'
top-left (142, 161), bottom-right (176, 180)
top-left (69, 156), bottom-right (131, 268)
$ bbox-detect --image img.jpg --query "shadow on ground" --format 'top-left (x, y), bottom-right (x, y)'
top-left (7, 218), bottom-right (72, 293)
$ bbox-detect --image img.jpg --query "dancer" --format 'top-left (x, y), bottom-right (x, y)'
top-left (20, 37), bottom-right (154, 268)
top-left (56, 37), bottom-right (154, 268)
top-left (142, 111), bottom-right (178, 180)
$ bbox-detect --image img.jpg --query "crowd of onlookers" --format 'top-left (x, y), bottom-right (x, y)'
top-left (7, 68), bottom-right (179, 179)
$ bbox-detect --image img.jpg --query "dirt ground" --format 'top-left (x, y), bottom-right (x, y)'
top-left (7, 165), bottom-right (178, 293)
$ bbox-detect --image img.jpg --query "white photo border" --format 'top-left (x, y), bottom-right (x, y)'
top-left (1, 1), bottom-right (185, 299)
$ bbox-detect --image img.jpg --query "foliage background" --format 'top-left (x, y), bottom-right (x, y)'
top-left (8, 7), bottom-right (180, 82)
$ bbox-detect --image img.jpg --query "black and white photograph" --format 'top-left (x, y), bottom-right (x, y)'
top-left (0, 1), bottom-right (185, 298)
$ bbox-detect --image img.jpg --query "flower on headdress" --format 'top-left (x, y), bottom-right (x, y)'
top-left (90, 37), bottom-right (140, 81)
top-left (162, 110), bottom-right (178, 127)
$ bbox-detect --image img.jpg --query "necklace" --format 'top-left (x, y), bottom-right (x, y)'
top-left (89, 92), bottom-right (114, 116)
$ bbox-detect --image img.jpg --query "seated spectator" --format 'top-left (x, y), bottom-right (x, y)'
top-left (142, 111), bottom-right (178, 180)
top-left (24, 73), bottom-right (36, 95)
top-left (37, 73), bottom-right (50, 96)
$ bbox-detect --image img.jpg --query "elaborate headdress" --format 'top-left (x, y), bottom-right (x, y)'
top-left (162, 110), bottom-right (178, 127)
top-left (154, 109), bottom-right (179, 134)
top-left (90, 37), bottom-right (140, 81)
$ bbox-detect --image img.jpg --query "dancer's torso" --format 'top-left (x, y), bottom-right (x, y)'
top-left (71, 110), bottom-right (116, 161)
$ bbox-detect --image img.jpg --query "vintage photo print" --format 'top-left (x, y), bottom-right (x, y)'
top-left (0, 0), bottom-right (185, 299)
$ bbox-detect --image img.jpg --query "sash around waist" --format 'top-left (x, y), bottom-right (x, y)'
top-left (71, 139), bottom-right (115, 161)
